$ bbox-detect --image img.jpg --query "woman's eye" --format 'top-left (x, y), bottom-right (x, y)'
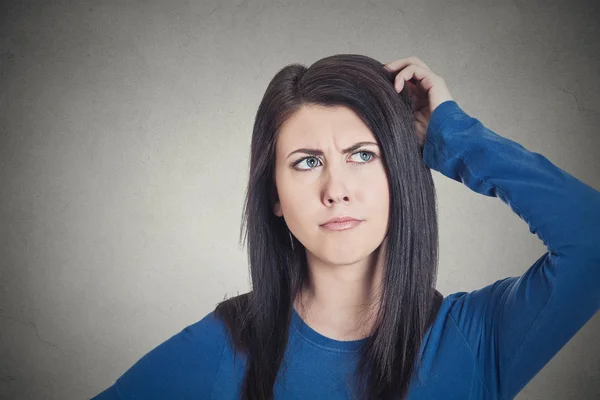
top-left (295, 156), bottom-right (322, 170)
top-left (293, 151), bottom-right (376, 171)
top-left (349, 151), bottom-right (375, 163)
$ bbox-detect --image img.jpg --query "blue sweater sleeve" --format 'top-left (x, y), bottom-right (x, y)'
top-left (422, 100), bottom-right (600, 400)
top-left (91, 311), bottom-right (227, 399)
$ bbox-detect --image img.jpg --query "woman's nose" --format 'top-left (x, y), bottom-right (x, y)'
top-left (326, 193), bottom-right (350, 205)
top-left (322, 169), bottom-right (351, 206)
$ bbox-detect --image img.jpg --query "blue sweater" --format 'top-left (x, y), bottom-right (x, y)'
top-left (92, 100), bottom-right (600, 400)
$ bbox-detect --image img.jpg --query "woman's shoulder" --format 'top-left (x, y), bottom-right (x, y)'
top-left (90, 297), bottom-right (251, 399)
top-left (173, 291), bottom-right (253, 360)
top-left (186, 291), bottom-right (251, 343)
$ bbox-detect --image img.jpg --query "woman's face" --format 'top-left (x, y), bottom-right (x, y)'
top-left (273, 104), bottom-right (390, 266)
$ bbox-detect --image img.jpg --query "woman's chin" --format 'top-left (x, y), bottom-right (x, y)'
top-left (317, 250), bottom-right (371, 267)
top-left (304, 239), bottom-right (382, 267)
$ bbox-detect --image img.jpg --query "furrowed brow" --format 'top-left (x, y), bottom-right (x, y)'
top-left (286, 141), bottom-right (378, 159)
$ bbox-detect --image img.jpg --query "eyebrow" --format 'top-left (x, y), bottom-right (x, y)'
top-left (286, 141), bottom-right (379, 159)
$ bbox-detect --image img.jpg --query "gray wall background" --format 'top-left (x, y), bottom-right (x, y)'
top-left (1, 0), bottom-right (599, 398)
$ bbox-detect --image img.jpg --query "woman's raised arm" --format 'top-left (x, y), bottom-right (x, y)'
top-left (423, 99), bottom-right (600, 399)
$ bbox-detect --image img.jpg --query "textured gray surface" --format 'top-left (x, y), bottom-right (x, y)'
top-left (1, 0), bottom-right (598, 399)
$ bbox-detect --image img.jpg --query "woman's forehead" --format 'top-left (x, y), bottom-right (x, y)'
top-left (277, 105), bottom-right (376, 150)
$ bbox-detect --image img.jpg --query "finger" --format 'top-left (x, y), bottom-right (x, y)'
top-left (394, 64), bottom-right (435, 92)
top-left (384, 56), bottom-right (431, 72)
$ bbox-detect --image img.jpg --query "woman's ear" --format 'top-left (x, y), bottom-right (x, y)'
top-left (270, 185), bottom-right (283, 217)
top-left (273, 201), bottom-right (283, 217)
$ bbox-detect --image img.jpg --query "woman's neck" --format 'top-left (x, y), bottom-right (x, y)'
top-left (293, 241), bottom-right (386, 341)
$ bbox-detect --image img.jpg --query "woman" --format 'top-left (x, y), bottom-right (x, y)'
top-left (93, 55), bottom-right (600, 400)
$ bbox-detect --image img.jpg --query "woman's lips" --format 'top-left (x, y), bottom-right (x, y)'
top-left (319, 220), bottom-right (362, 231)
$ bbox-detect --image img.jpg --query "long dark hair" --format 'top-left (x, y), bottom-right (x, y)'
top-left (214, 54), bottom-right (442, 400)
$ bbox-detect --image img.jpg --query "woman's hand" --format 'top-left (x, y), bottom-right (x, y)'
top-left (384, 56), bottom-right (454, 150)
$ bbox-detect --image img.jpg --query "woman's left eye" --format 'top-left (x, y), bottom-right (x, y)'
top-left (349, 151), bottom-right (376, 163)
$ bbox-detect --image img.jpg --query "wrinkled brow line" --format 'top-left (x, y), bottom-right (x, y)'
top-left (286, 141), bottom-right (379, 159)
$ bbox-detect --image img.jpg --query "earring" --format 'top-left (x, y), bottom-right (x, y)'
top-left (288, 229), bottom-right (295, 250)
